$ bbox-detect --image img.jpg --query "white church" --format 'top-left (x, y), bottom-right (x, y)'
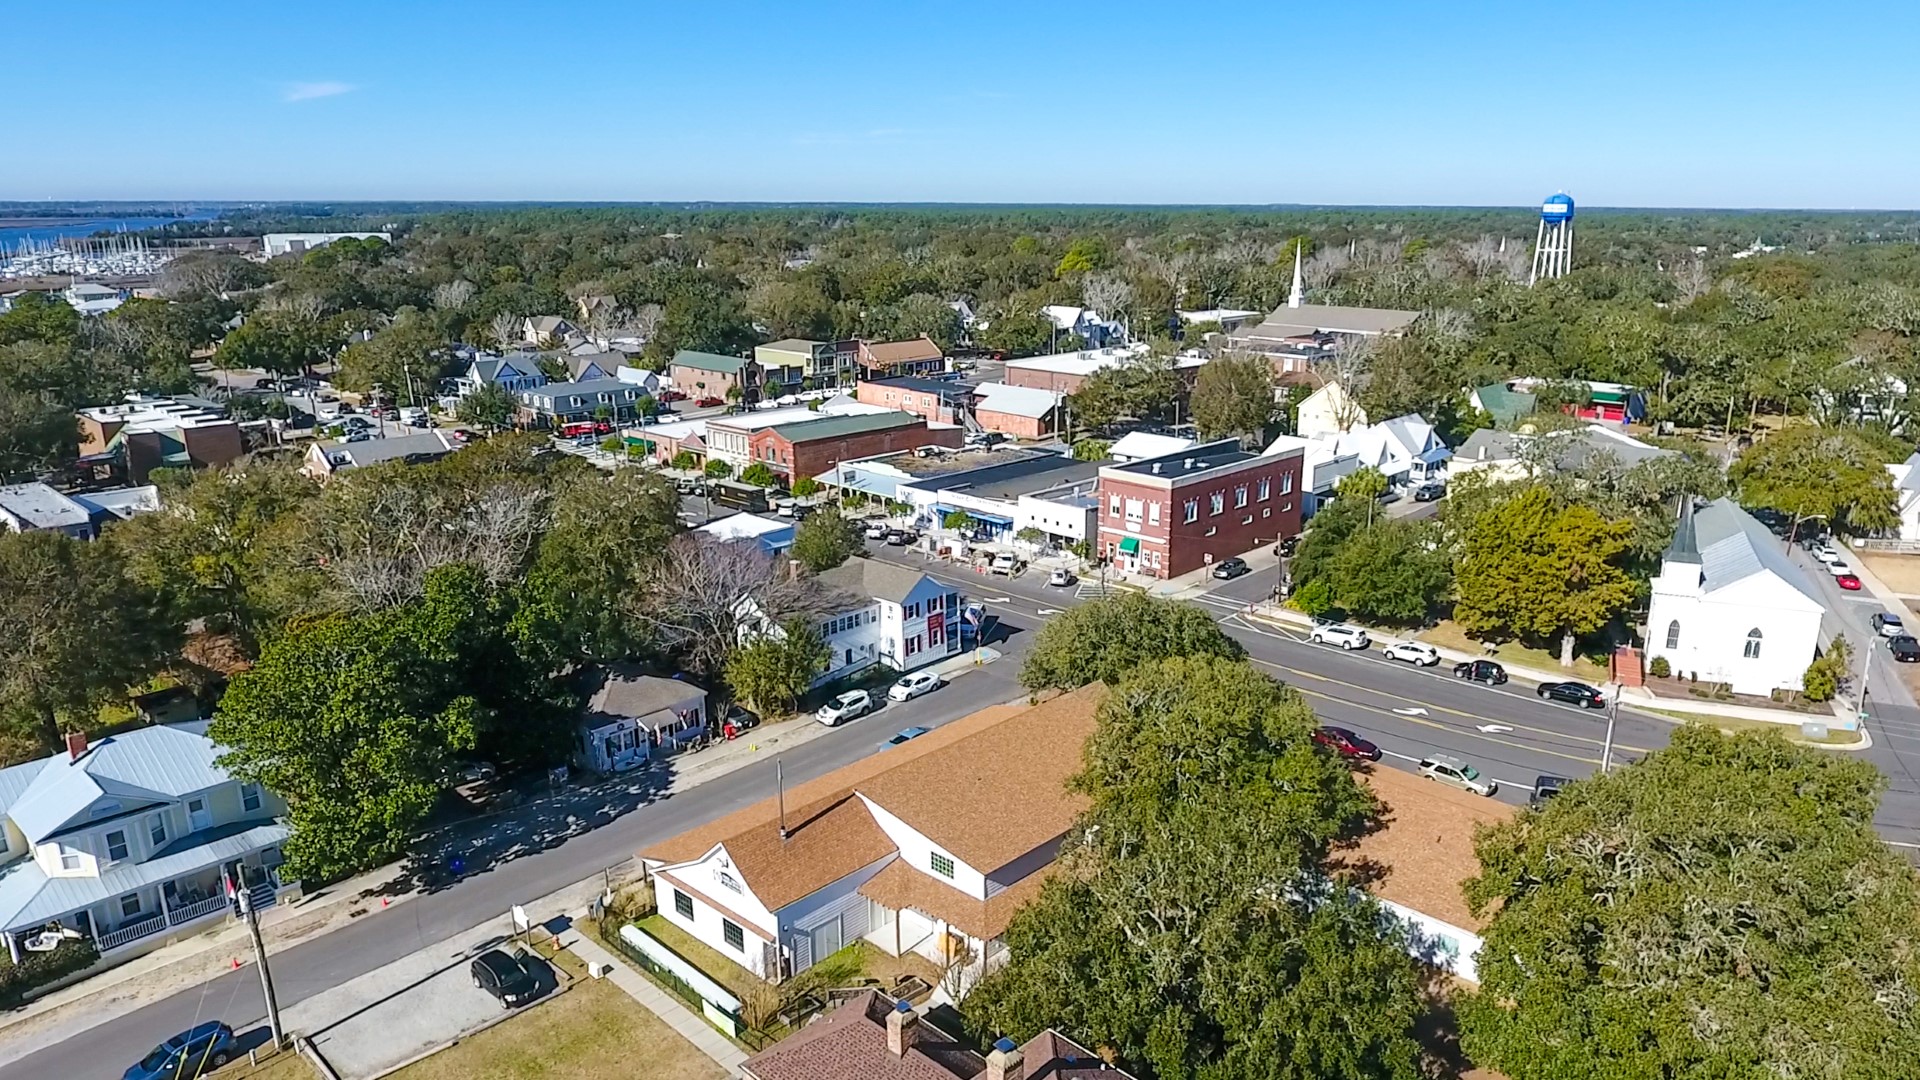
top-left (1645, 498), bottom-right (1827, 696)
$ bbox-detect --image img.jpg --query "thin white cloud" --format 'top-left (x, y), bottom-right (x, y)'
top-left (283, 81), bottom-right (356, 103)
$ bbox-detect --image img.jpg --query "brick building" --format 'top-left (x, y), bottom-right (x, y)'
top-left (1094, 438), bottom-right (1303, 579)
top-left (854, 377), bottom-right (967, 425)
top-left (668, 350), bottom-right (760, 403)
top-left (747, 412), bottom-right (963, 483)
top-left (76, 395), bottom-right (244, 484)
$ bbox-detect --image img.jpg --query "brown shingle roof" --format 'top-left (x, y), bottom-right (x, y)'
top-left (640, 688), bottom-right (1099, 913)
top-left (863, 336), bottom-right (944, 364)
top-left (1335, 765), bottom-right (1515, 931)
top-left (853, 688), bottom-right (1099, 873)
top-left (857, 859), bottom-right (1051, 941)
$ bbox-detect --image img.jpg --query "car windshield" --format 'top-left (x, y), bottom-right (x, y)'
top-left (138, 1046), bottom-right (172, 1072)
top-left (1460, 765), bottom-right (1482, 781)
top-left (837, 694), bottom-right (860, 706)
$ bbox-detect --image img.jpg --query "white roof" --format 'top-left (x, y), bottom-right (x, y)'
top-left (708, 401), bottom-right (892, 433)
top-left (1004, 343), bottom-right (1153, 377)
top-left (1110, 432), bottom-right (1196, 460)
top-left (1177, 309), bottom-right (1259, 323)
top-left (77, 395), bottom-right (228, 432)
top-left (1041, 305), bottom-right (1089, 329)
top-left (633, 418), bottom-right (706, 441)
top-left (972, 381), bottom-right (1060, 419)
top-left (0, 483), bottom-right (90, 530)
top-left (695, 513), bottom-right (793, 541)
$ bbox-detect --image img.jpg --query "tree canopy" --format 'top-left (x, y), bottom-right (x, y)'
top-left (1453, 486), bottom-right (1638, 665)
top-left (970, 657), bottom-right (1425, 1080)
top-left (790, 507), bottom-right (861, 572)
top-left (1463, 725), bottom-right (1920, 1079)
top-left (1730, 423), bottom-right (1899, 539)
top-left (1021, 593), bottom-right (1245, 691)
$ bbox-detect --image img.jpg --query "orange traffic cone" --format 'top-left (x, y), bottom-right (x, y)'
top-left (231, 957), bottom-right (242, 970)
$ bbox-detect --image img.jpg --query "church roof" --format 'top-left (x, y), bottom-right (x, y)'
top-left (1685, 498), bottom-right (1823, 606)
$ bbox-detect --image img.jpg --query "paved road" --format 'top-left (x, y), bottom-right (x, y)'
top-left (0, 647), bottom-right (1026, 1079)
top-left (19, 537), bottom-right (1905, 1075)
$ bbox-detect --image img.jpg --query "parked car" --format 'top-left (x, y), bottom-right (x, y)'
top-left (658, 389), bottom-right (687, 403)
top-left (1381, 640), bottom-right (1440, 666)
top-left (1873, 612), bottom-right (1908, 637)
top-left (1311, 725), bottom-right (1381, 762)
top-left (1211, 556), bottom-right (1250, 579)
top-left (1838, 573), bottom-right (1863, 591)
top-left (471, 948), bottom-right (538, 1009)
top-left (887, 671), bottom-right (942, 701)
top-left (884, 529), bottom-right (915, 547)
top-left (990, 552), bottom-right (1022, 575)
top-left (340, 430), bottom-right (371, 443)
top-left (1810, 542), bottom-right (1842, 564)
top-left (1826, 559), bottom-right (1853, 578)
top-left (1277, 535), bottom-right (1301, 559)
top-left (1891, 635), bottom-right (1920, 663)
top-left (1453, 659), bottom-right (1508, 685)
top-left (1412, 481), bottom-right (1446, 502)
top-left (816, 689), bottom-right (873, 726)
top-left (883, 726), bottom-right (931, 747)
top-left (399, 406), bottom-right (430, 427)
top-left (695, 396), bottom-right (724, 408)
top-left (1419, 754), bottom-right (1497, 797)
top-left (1528, 775), bottom-right (1571, 808)
top-left (1538, 681), bottom-right (1606, 708)
top-left (1046, 567), bottom-right (1076, 587)
top-left (125, 1022), bottom-right (236, 1080)
top-left (864, 522), bottom-right (889, 540)
top-left (1308, 622), bottom-right (1370, 650)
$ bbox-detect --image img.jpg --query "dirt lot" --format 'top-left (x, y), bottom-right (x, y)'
top-left (1858, 553), bottom-right (1920, 598)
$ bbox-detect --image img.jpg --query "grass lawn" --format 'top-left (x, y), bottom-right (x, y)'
top-left (1420, 621), bottom-right (1611, 685)
top-left (221, 1050), bottom-right (313, 1080)
top-left (387, 971), bottom-right (724, 1080)
top-left (631, 914), bottom-right (768, 1003)
top-left (1639, 711), bottom-right (1863, 746)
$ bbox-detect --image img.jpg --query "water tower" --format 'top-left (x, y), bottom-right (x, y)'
top-left (1528, 192), bottom-right (1575, 285)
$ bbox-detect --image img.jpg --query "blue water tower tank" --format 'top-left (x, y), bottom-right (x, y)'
top-left (1540, 193), bottom-right (1575, 224)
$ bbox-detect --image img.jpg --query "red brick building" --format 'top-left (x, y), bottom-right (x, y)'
top-left (853, 377), bottom-right (965, 425)
top-left (747, 411), bottom-right (964, 483)
top-left (1094, 438), bottom-right (1303, 579)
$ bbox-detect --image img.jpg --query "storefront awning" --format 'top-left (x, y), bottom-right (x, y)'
top-left (1118, 536), bottom-right (1140, 554)
top-left (935, 504), bottom-right (1014, 527)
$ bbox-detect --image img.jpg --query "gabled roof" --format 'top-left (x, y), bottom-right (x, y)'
top-left (671, 349), bottom-right (752, 375)
top-left (816, 557), bottom-right (940, 605)
top-left (320, 431), bottom-right (457, 470)
top-left (6, 726), bottom-right (235, 844)
top-left (1687, 497), bottom-right (1825, 606)
top-left (585, 665), bottom-right (706, 722)
top-left (642, 687), bottom-right (1102, 912)
top-left (862, 337), bottom-right (944, 365)
top-left (1251, 301), bottom-right (1421, 337)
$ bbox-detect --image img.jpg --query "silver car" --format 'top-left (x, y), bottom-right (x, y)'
top-left (1419, 754), bottom-right (1497, 797)
top-left (815, 690), bottom-right (873, 726)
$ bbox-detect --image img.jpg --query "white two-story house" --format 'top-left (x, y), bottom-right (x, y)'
top-left (805, 560), bottom-right (963, 687)
top-left (451, 352), bottom-right (546, 398)
top-left (0, 726), bottom-right (290, 970)
top-left (640, 685), bottom-right (1100, 988)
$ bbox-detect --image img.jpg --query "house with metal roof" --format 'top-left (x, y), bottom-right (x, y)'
top-left (301, 431), bottom-right (459, 481)
top-left (451, 353), bottom-right (546, 398)
top-left (1450, 424), bottom-right (1672, 485)
top-left (0, 483), bottom-right (94, 538)
top-left (1645, 498), bottom-right (1826, 695)
top-left (0, 726), bottom-right (290, 968)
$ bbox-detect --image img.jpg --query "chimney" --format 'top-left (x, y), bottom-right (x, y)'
top-left (1183, 457), bottom-right (1195, 470)
top-left (986, 1037), bottom-right (1025, 1080)
top-left (65, 731), bottom-right (87, 762)
top-left (885, 999), bottom-right (919, 1057)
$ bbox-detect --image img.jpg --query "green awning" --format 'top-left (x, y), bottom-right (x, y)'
top-left (1118, 537), bottom-right (1140, 554)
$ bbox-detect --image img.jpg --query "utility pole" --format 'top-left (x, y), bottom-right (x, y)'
top-left (1600, 693), bottom-right (1619, 773)
top-left (232, 872), bottom-right (285, 1050)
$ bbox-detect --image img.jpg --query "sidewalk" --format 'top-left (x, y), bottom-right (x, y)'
top-left (564, 931), bottom-right (746, 1075)
top-left (0, 646), bottom-right (1007, 1063)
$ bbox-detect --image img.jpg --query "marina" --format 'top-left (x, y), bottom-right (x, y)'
top-left (0, 233), bottom-right (173, 281)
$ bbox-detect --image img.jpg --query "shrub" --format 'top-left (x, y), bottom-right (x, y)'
top-left (0, 939), bottom-right (97, 1006)
top-left (1648, 655), bottom-right (1671, 679)
top-left (1291, 578), bottom-right (1335, 617)
top-left (670, 450), bottom-right (696, 470)
top-left (791, 476), bottom-right (821, 498)
top-left (704, 459), bottom-right (732, 478)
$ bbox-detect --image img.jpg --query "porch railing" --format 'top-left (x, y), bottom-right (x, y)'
top-left (97, 914), bottom-right (166, 952)
top-left (167, 894), bottom-right (229, 926)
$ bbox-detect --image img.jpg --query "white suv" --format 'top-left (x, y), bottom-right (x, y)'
top-left (815, 690), bottom-right (873, 726)
top-left (1309, 623), bottom-right (1370, 650)
top-left (1419, 754), bottom-right (1497, 797)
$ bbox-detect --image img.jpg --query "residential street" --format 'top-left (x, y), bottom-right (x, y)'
top-left (12, 537), bottom-right (1915, 1077)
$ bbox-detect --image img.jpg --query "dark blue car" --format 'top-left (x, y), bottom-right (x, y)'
top-left (125, 1021), bottom-right (235, 1079)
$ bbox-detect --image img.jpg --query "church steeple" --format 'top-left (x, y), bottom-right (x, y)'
top-left (1288, 245), bottom-right (1305, 309)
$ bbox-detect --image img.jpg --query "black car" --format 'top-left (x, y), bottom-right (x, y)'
top-left (1891, 635), bottom-right (1920, 663)
top-left (1277, 535), bottom-right (1301, 559)
top-left (1413, 481), bottom-right (1446, 502)
top-left (1529, 775), bottom-right (1571, 808)
top-left (471, 948), bottom-right (538, 1009)
top-left (1453, 659), bottom-right (1507, 685)
top-left (1211, 557), bottom-right (1250, 580)
top-left (1538, 681), bottom-right (1606, 708)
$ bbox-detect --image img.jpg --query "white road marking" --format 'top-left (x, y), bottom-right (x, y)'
top-left (1392, 707), bottom-right (1429, 717)
top-left (1476, 724), bottom-right (1515, 733)
top-left (1037, 608), bottom-right (1064, 615)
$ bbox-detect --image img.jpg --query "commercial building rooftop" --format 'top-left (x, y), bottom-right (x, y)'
top-left (1105, 437), bottom-right (1255, 479)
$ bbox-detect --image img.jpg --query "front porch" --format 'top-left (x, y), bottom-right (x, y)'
top-left (1, 826), bottom-right (291, 965)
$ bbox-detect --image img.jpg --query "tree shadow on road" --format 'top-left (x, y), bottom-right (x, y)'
top-left (387, 761), bottom-right (678, 895)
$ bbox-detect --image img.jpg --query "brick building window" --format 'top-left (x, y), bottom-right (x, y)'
top-left (1183, 499), bottom-right (1198, 523)
top-left (1210, 493), bottom-right (1224, 515)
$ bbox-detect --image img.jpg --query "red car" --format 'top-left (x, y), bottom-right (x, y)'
top-left (658, 389), bottom-right (687, 403)
top-left (1837, 573), bottom-right (1863, 590)
top-left (558, 422), bottom-right (597, 438)
top-left (695, 396), bottom-right (724, 408)
top-left (1311, 726), bottom-right (1381, 762)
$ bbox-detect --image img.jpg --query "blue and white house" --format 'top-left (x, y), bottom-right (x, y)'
top-left (0, 726), bottom-right (290, 968)
top-left (452, 352), bottom-right (547, 398)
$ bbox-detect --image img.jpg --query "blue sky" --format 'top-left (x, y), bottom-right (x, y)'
top-left (8, 0), bottom-right (1918, 207)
